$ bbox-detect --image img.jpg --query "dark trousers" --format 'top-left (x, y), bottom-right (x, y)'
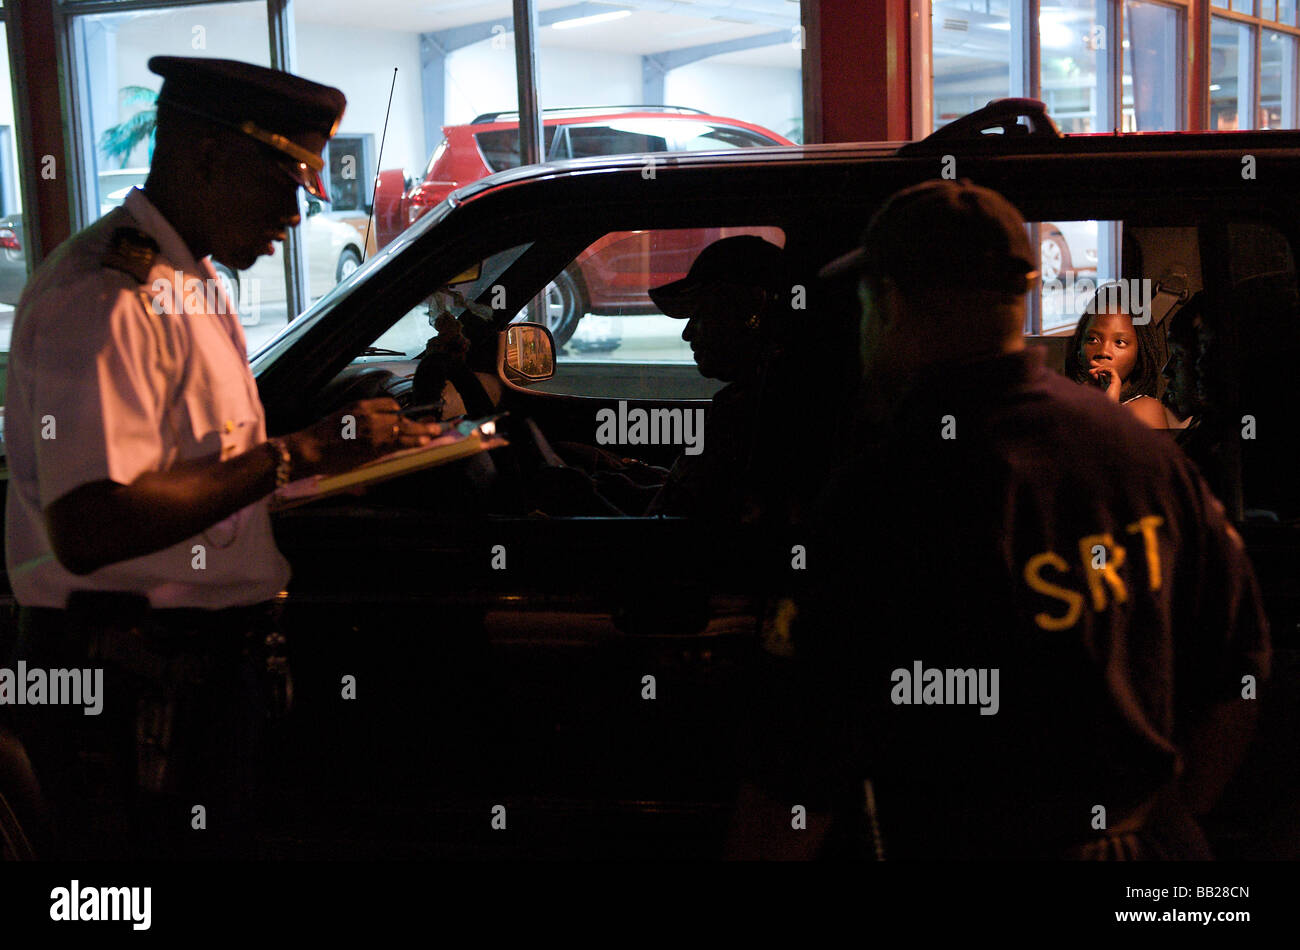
top-left (3, 601), bottom-right (279, 860)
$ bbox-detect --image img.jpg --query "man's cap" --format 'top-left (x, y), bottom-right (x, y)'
top-left (649, 235), bottom-right (787, 318)
top-left (819, 179), bottom-right (1039, 295)
top-left (149, 56), bottom-right (346, 201)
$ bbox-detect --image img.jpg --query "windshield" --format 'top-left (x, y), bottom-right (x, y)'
top-left (249, 196), bottom-right (458, 372)
top-left (365, 244), bottom-right (533, 359)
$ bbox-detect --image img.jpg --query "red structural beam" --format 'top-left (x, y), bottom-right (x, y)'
top-left (6, 0), bottom-right (72, 265)
top-left (805, 0), bottom-right (912, 144)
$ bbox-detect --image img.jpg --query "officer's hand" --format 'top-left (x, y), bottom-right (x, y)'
top-left (1088, 365), bottom-right (1123, 402)
top-left (284, 398), bottom-right (444, 477)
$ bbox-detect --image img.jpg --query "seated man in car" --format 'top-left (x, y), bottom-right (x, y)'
top-left (1233, 273), bottom-right (1300, 520)
top-left (1165, 277), bottom-right (1300, 520)
top-left (644, 235), bottom-right (851, 526)
top-left (1161, 292), bottom-right (1227, 499)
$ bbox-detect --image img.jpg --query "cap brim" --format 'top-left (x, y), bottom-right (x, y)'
top-left (285, 159), bottom-right (329, 201)
top-left (306, 166), bottom-right (331, 202)
top-left (647, 277), bottom-right (705, 318)
top-left (273, 158), bottom-right (331, 202)
top-left (818, 246), bottom-right (870, 281)
top-left (160, 95), bottom-right (333, 200)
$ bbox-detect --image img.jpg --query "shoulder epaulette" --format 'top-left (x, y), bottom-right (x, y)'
top-left (102, 227), bottom-right (160, 284)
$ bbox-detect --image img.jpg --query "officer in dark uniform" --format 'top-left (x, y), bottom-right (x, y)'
top-left (728, 180), bottom-right (1271, 859)
top-left (2, 57), bottom-right (441, 858)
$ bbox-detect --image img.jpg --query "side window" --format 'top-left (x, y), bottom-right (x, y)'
top-left (672, 124), bottom-right (780, 151)
top-left (1032, 219), bottom-right (1110, 335)
top-left (473, 127), bottom-right (561, 173)
top-left (1027, 220), bottom-right (1216, 420)
top-left (565, 125), bottom-right (670, 159)
top-left (1025, 218), bottom-right (1132, 382)
top-left (514, 226), bottom-right (786, 400)
top-left (547, 127), bottom-right (571, 161)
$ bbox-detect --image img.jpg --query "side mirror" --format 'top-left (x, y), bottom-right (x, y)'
top-left (306, 199), bottom-right (322, 217)
top-left (502, 322), bottom-right (555, 383)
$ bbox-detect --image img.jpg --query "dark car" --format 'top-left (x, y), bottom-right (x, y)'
top-left (5, 101), bottom-right (1300, 859)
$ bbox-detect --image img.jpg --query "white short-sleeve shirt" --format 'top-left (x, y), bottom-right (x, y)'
top-left (4, 188), bottom-right (291, 608)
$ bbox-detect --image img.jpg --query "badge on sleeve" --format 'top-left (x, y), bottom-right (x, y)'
top-left (102, 227), bottom-right (160, 284)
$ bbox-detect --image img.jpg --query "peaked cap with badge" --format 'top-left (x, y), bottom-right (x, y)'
top-left (149, 56), bottom-right (346, 201)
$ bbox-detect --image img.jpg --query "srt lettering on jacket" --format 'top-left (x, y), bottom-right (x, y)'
top-left (1022, 515), bottom-right (1164, 631)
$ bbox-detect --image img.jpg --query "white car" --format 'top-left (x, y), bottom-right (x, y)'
top-left (1039, 219), bottom-right (1098, 283)
top-left (234, 200), bottom-right (365, 324)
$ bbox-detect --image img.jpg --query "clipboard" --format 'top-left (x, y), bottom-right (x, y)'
top-left (271, 413), bottom-right (507, 510)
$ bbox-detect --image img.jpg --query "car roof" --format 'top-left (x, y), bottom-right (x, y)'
top-left (253, 102), bottom-right (1300, 416)
top-left (463, 107), bottom-right (768, 127)
top-left (448, 142), bottom-right (904, 204)
top-left (445, 129), bottom-right (1300, 207)
top-left (471, 105), bottom-right (708, 122)
top-left (451, 109), bottom-right (792, 142)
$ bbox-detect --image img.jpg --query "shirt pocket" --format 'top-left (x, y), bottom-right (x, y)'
top-left (173, 351), bottom-right (263, 551)
top-left (175, 339), bottom-right (262, 463)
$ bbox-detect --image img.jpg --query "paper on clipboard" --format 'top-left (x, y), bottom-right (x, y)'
top-left (271, 414), bottom-right (507, 510)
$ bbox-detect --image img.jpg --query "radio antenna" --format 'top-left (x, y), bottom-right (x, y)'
top-left (364, 67), bottom-right (398, 260)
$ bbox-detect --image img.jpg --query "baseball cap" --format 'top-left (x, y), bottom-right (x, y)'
top-left (819, 179), bottom-right (1038, 295)
top-left (149, 56), bottom-right (346, 201)
top-left (649, 235), bottom-right (787, 318)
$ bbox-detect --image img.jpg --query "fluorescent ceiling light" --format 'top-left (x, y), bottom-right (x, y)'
top-left (552, 10), bottom-right (632, 30)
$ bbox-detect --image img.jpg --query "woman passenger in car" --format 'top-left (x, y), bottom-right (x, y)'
top-left (1064, 289), bottom-right (1185, 428)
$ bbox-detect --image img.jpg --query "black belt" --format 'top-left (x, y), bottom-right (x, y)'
top-left (54, 590), bottom-right (275, 629)
top-left (20, 593), bottom-right (279, 658)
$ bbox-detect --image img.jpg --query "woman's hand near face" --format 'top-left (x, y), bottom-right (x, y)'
top-left (1087, 364), bottom-right (1123, 402)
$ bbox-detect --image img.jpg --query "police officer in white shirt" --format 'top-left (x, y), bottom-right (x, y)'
top-left (2, 57), bottom-right (441, 858)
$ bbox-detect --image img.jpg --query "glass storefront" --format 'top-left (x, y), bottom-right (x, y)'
top-left (1209, 0), bottom-right (1300, 130)
top-left (40, 0), bottom-right (803, 364)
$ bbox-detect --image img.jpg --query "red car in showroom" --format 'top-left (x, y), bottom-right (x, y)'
top-left (373, 107), bottom-right (795, 345)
